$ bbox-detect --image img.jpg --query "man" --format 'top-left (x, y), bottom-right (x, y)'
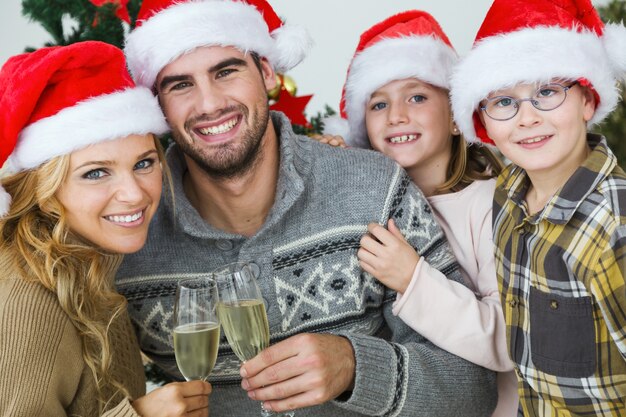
top-left (117, 1), bottom-right (497, 415)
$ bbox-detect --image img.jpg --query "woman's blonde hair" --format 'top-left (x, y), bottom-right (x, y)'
top-left (0, 135), bottom-right (169, 412)
top-left (436, 133), bottom-right (505, 194)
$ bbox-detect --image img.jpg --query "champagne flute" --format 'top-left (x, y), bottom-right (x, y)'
top-left (173, 277), bottom-right (220, 381)
top-left (213, 262), bottom-right (294, 417)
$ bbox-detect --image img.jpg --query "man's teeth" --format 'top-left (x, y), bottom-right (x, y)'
top-left (199, 118), bottom-right (237, 135)
top-left (106, 212), bottom-right (143, 223)
top-left (389, 134), bottom-right (418, 144)
top-left (521, 136), bottom-right (548, 144)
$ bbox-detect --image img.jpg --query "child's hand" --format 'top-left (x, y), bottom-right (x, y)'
top-left (309, 134), bottom-right (347, 148)
top-left (357, 219), bottom-right (420, 294)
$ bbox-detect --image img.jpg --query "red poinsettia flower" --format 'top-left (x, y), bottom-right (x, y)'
top-left (90, 0), bottom-right (130, 23)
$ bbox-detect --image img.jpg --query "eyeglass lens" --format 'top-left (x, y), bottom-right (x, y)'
top-left (482, 83), bottom-right (572, 121)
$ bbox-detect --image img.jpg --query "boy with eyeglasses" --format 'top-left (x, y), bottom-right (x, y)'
top-left (451, 0), bottom-right (626, 415)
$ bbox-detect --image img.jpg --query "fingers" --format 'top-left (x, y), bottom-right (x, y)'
top-left (187, 409), bottom-right (209, 417)
top-left (309, 134), bottom-right (346, 148)
top-left (261, 387), bottom-right (319, 413)
top-left (358, 256), bottom-right (378, 277)
top-left (366, 222), bottom-right (398, 246)
top-left (242, 354), bottom-right (302, 390)
top-left (185, 392), bottom-right (210, 413)
top-left (240, 338), bottom-right (299, 379)
top-left (327, 135), bottom-right (347, 148)
top-left (357, 245), bottom-right (378, 267)
top-left (247, 372), bottom-right (308, 402)
top-left (174, 380), bottom-right (212, 397)
top-left (244, 334), bottom-right (355, 412)
top-left (387, 219), bottom-right (407, 241)
top-left (131, 381), bottom-right (211, 417)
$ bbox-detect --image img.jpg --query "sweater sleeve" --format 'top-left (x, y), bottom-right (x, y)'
top-left (333, 171), bottom-right (498, 416)
top-left (393, 259), bottom-right (513, 371)
top-left (0, 278), bottom-right (142, 417)
top-left (391, 188), bottom-right (514, 372)
top-left (0, 278), bottom-right (83, 417)
top-left (102, 398), bottom-right (142, 417)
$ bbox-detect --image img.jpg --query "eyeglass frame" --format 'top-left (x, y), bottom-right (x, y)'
top-left (479, 81), bottom-right (579, 121)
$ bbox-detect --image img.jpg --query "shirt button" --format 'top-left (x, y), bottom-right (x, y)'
top-left (508, 298), bottom-right (518, 308)
top-left (249, 262), bottom-right (261, 279)
top-left (515, 368), bottom-right (523, 378)
top-left (215, 240), bottom-right (234, 251)
top-left (550, 300), bottom-right (559, 310)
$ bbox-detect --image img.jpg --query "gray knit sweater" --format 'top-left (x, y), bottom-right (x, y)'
top-left (117, 112), bottom-right (497, 416)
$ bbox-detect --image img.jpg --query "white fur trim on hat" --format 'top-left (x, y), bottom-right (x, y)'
top-left (5, 87), bottom-right (169, 173)
top-left (125, 0), bottom-right (312, 88)
top-left (604, 23), bottom-right (626, 80)
top-left (451, 26), bottom-right (620, 143)
top-left (344, 36), bottom-right (458, 148)
top-left (322, 115), bottom-right (350, 142)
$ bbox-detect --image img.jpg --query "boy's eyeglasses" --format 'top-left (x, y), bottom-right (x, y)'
top-left (479, 82), bottom-right (578, 121)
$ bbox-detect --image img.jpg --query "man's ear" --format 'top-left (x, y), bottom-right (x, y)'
top-left (260, 58), bottom-right (277, 92)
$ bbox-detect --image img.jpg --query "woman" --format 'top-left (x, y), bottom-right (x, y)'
top-left (0, 41), bottom-right (211, 417)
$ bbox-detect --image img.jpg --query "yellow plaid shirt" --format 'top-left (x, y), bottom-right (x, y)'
top-left (493, 135), bottom-right (626, 416)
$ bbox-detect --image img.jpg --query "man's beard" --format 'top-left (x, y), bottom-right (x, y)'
top-left (173, 101), bottom-right (270, 180)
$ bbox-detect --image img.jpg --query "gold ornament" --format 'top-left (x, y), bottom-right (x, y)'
top-left (268, 74), bottom-right (298, 100)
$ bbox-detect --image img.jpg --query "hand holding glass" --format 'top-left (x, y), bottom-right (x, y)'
top-left (173, 277), bottom-right (220, 381)
top-left (214, 262), bottom-right (293, 417)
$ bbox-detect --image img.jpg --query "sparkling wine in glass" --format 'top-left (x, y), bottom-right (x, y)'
top-left (173, 277), bottom-right (220, 381)
top-left (214, 262), bottom-right (293, 417)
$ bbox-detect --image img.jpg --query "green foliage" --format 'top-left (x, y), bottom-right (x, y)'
top-left (21, 0), bottom-right (142, 50)
top-left (292, 105), bottom-right (337, 136)
top-left (595, 0), bottom-right (626, 167)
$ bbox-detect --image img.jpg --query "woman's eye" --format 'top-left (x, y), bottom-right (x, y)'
top-left (409, 94), bottom-right (426, 103)
top-left (494, 97), bottom-right (514, 108)
top-left (371, 102), bottom-right (387, 111)
top-left (135, 158), bottom-right (155, 170)
top-left (82, 169), bottom-right (107, 180)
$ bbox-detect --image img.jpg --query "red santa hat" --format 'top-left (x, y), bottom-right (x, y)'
top-left (0, 41), bottom-right (169, 216)
top-left (323, 10), bottom-right (458, 148)
top-left (124, 0), bottom-right (312, 89)
top-left (451, 0), bottom-right (626, 145)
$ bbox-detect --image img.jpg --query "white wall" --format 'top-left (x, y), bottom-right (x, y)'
top-left (0, 0), bottom-right (611, 114)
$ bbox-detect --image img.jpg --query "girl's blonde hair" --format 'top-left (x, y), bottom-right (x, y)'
top-left (437, 133), bottom-right (505, 194)
top-left (0, 135), bottom-right (168, 412)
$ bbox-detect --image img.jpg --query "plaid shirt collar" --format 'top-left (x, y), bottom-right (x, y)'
top-left (501, 134), bottom-right (617, 225)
